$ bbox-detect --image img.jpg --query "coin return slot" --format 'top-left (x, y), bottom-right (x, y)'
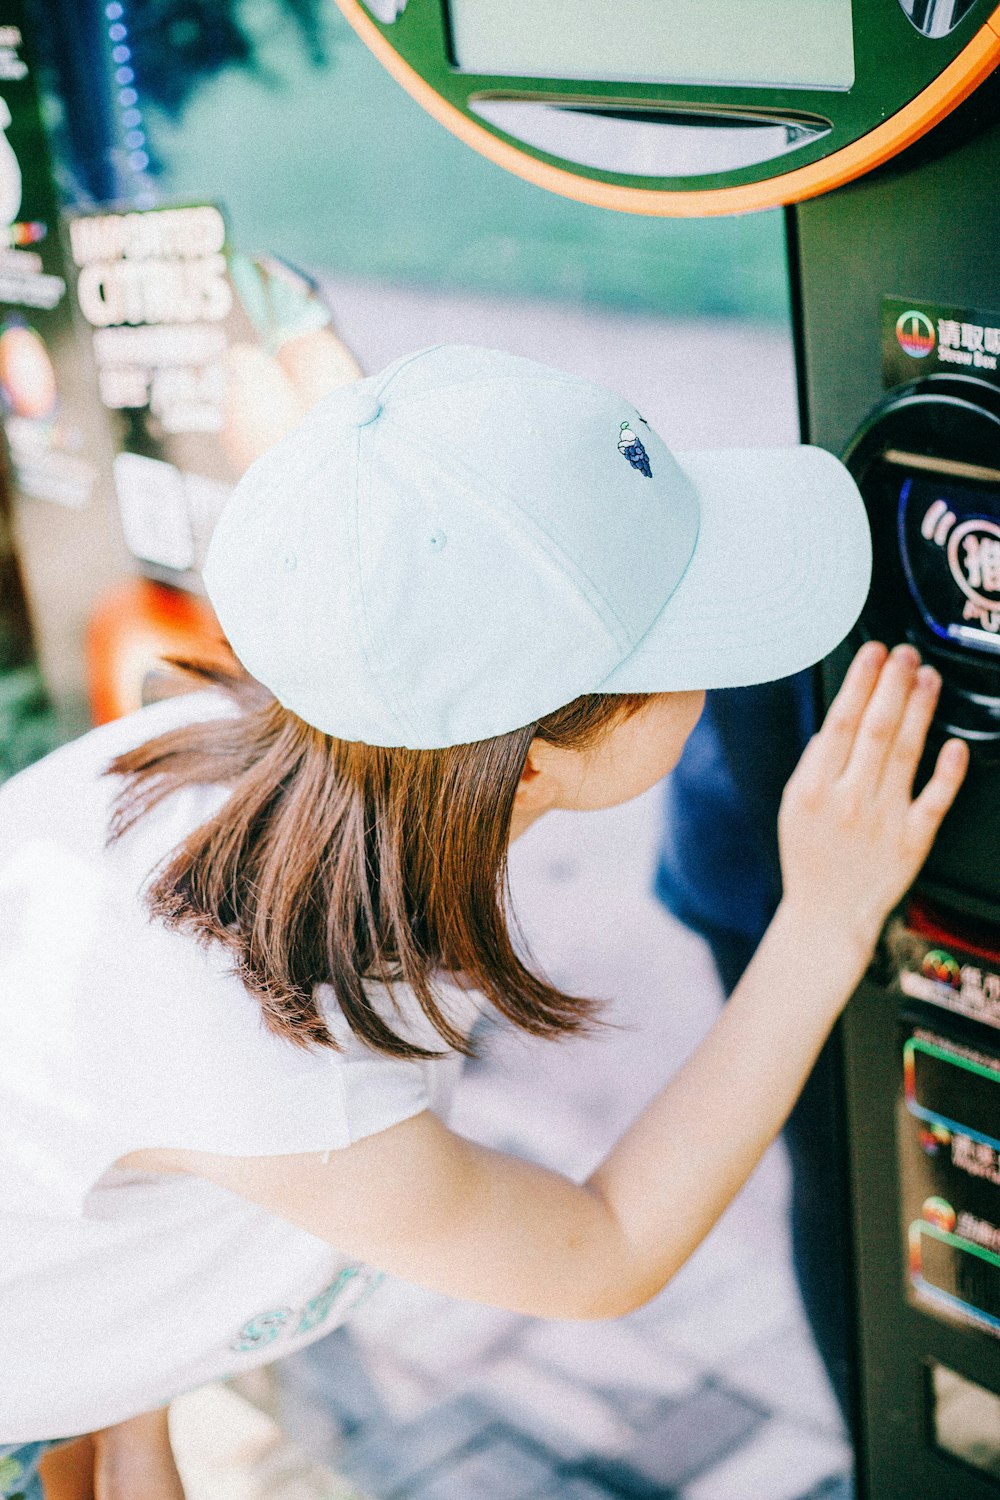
top-left (469, 100), bottom-right (831, 178)
top-left (883, 449), bottom-right (1000, 486)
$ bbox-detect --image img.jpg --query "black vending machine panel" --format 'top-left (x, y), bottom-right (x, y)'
top-left (790, 76), bottom-right (1000, 1500)
top-left (842, 373), bottom-right (1000, 922)
top-left (845, 918), bottom-right (1000, 1496)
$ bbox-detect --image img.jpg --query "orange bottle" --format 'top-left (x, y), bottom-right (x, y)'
top-left (85, 578), bottom-right (232, 724)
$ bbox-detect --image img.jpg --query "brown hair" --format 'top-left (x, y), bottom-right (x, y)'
top-left (107, 660), bottom-right (649, 1060)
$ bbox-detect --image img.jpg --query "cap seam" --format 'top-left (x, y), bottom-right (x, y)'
top-left (372, 344), bottom-right (445, 406)
top-left (386, 413), bottom-right (638, 652)
top-left (383, 368), bottom-right (608, 426)
top-left (352, 426), bottom-right (422, 744)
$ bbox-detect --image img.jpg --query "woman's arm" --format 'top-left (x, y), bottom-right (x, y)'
top-left (123, 644), bottom-right (967, 1322)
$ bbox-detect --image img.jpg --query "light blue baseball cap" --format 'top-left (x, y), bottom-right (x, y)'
top-left (203, 345), bottom-right (871, 748)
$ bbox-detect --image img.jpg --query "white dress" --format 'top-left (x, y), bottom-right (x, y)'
top-left (0, 692), bottom-right (477, 1439)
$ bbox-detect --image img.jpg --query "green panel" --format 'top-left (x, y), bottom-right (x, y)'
top-left (449, 0), bottom-right (855, 91)
top-left (144, 7), bottom-right (788, 320)
top-left (382, 0), bottom-right (991, 194)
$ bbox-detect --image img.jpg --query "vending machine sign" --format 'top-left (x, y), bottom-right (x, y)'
top-left (65, 203), bottom-right (297, 592)
top-left (889, 919), bottom-right (1000, 1031)
top-left (0, 4), bottom-right (101, 510)
top-left (882, 295), bottom-right (1000, 392)
top-left (65, 203), bottom-right (344, 593)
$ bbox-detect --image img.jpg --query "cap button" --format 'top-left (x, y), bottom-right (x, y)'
top-left (341, 388), bottom-right (383, 428)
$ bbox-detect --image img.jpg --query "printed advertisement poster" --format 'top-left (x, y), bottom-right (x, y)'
top-left (0, 5), bottom-right (101, 510)
top-left (66, 202), bottom-right (340, 592)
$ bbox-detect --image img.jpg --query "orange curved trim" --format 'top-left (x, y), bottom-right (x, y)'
top-left (335, 0), bottom-right (1000, 216)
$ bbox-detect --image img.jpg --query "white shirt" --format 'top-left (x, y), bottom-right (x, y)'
top-left (0, 692), bottom-right (477, 1440)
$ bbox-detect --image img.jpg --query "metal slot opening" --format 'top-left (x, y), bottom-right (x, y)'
top-left (468, 98), bottom-right (830, 177)
top-left (883, 449), bottom-right (1000, 486)
top-left (899, 0), bottom-right (979, 40)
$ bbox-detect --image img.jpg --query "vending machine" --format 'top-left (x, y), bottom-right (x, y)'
top-left (791, 77), bottom-right (1000, 1498)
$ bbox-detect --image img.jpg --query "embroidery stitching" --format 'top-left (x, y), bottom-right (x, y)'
top-left (618, 422), bottom-right (651, 478)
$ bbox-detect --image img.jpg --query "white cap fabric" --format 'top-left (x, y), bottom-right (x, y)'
top-left (203, 345), bottom-right (871, 747)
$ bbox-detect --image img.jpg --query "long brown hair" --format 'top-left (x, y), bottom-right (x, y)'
top-left (107, 659), bottom-right (649, 1060)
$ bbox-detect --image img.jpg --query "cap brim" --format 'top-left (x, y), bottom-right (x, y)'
top-left (600, 445), bottom-right (872, 693)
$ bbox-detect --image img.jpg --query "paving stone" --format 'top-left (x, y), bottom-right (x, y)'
top-left (279, 1329), bottom-right (390, 1438)
top-left (585, 1382), bottom-right (767, 1493)
top-left (679, 1416), bottom-right (853, 1500)
top-left (451, 1073), bottom-right (599, 1175)
top-left (278, 1344), bottom-right (439, 1464)
top-left (334, 1398), bottom-right (495, 1496)
top-left (353, 1291), bottom-right (520, 1378)
top-left (465, 1355), bottom-right (631, 1458)
top-left (722, 1317), bottom-right (845, 1439)
top-left (528, 1481), bottom-right (627, 1500)
top-left (402, 1436), bottom-right (556, 1500)
top-left (797, 1473), bottom-right (854, 1500)
top-left (621, 1244), bottom-right (750, 1343)
top-left (348, 1279), bottom-right (471, 1348)
top-left (564, 1457), bottom-right (680, 1500)
top-left (649, 1254), bottom-right (800, 1364)
top-left (271, 1378), bottom-right (349, 1471)
top-left (517, 1320), bottom-right (700, 1406)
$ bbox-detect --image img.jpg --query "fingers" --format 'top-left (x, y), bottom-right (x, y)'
top-left (797, 641), bottom-right (887, 786)
top-left (876, 663), bottom-right (941, 801)
top-left (840, 643), bottom-right (921, 794)
top-left (794, 639), bottom-right (969, 845)
top-left (905, 737), bottom-right (970, 859)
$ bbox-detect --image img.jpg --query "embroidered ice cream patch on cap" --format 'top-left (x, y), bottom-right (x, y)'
top-left (618, 421), bottom-right (651, 477)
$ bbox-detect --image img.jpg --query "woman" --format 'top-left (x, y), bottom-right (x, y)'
top-left (0, 346), bottom-right (967, 1497)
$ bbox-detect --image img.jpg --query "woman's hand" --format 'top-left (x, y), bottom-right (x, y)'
top-left (778, 641), bottom-right (969, 957)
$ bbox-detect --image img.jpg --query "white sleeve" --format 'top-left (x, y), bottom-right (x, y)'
top-left (2, 897), bottom-right (443, 1219)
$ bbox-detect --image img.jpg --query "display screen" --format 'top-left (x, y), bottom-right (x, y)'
top-left (447, 0), bottom-right (855, 91)
top-left (913, 1225), bottom-right (1000, 1330)
top-left (905, 1036), bottom-right (1000, 1149)
top-left (899, 475), bottom-right (1000, 655)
